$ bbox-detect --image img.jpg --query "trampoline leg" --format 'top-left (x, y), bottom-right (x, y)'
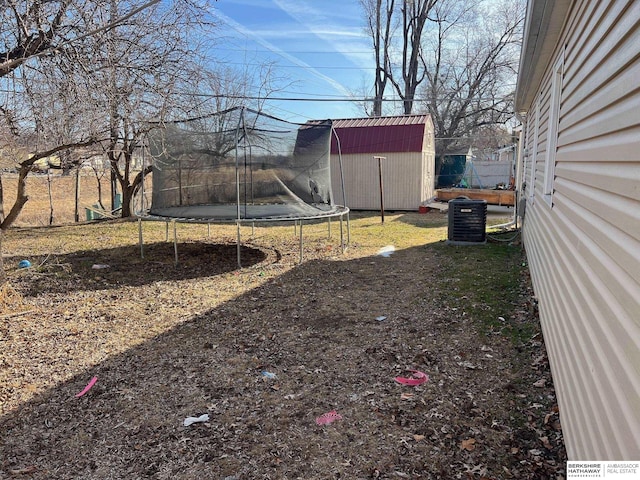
top-left (299, 219), bottom-right (304, 263)
top-left (252, 222), bottom-right (255, 237)
top-left (138, 218), bottom-right (144, 259)
top-left (293, 220), bottom-right (297, 236)
top-left (165, 221), bottom-right (169, 242)
top-left (340, 215), bottom-right (345, 253)
top-left (236, 221), bottom-right (242, 269)
top-left (327, 217), bottom-right (331, 239)
top-left (207, 223), bottom-right (210, 238)
top-left (173, 220), bottom-right (178, 266)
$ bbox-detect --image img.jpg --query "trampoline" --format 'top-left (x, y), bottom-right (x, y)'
top-left (136, 106), bottom-right (350, 266)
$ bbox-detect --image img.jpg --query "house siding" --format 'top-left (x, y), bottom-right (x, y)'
top-left (518, 0), bottom-right (640, 460)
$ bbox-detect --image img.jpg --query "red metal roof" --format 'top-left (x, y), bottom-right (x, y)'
top-left (331, 114), bottom-right (430, 128)
top-left (322, 115), bottom-right (430, 155)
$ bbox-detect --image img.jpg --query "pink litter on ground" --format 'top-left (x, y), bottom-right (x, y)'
top-left (315, 410), bottom-right (343, 425)
top-left (75, 376), bottom-right (98, 397)
top-left (394, 369), bottom-right (429, 386)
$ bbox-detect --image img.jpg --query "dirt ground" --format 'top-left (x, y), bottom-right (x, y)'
top-left (0, 214), bottom-right (566, 479)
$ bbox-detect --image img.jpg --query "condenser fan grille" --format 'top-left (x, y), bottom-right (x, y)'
top-left (447, 197), bottom-right (487, 245)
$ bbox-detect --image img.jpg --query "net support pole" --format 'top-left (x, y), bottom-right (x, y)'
top-left (236, 220), bottom-right (242, 269)
top-left (235, 107), bottom-right (244, 270)
top-left (346, 212), bottom-right (351, 245)
top-left (340, 214), bottom-right (345, 253)
top-left (138, 218), bottom-right (144, 259)
top-left (173, 220), bottom-right (178, 266)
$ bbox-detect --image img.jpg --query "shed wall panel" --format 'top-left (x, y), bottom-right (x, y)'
top-left (330, 152), bottom-right (433, 210)
top-left (519, 0), bottom-right (640, 460)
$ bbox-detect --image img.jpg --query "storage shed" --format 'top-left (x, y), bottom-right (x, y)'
top-left (326, 115), bottom-right (435, 210)
top-left (515, 0), bottom-right (640, 461)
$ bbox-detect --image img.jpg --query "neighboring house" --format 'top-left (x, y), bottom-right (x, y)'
top-left (515, 0), bottom-right (640, 460)
top-left (327, 115), bottom-right (435, 210)
top-left (31, 155), bottom-right (61, 171)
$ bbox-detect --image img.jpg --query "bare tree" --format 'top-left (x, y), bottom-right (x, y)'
top-left (0, 0), bottom-right (93, 242)
top-left (360, 0), bottom-right (441, 115)
top-left (360, 0), bottom-right (396, 116)
top-left (0, 1), bottom-right (71, 77)
top-left (422, 0), bottom-right (524, 156)
top-left (359, 0), bottom-right (521, 123)
top-left (392, 0), bottom-right (439, 114)
top-left (59, 0), bottom-right (217, 217)
top-left (0, 0), bottom-right (192, 285)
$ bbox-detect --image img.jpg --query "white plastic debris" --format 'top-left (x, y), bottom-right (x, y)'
top-left (91, 264), bottom-right (110, 269)
top-left (183, 414), bottom-right (209, 427)
top-left (376, 245), bottom-right (396, 257)
top-left (376, 315), bottom-right (387, 322)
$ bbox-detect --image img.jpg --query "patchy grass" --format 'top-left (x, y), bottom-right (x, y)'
top-left (435, 238), bottom-right (536, 346)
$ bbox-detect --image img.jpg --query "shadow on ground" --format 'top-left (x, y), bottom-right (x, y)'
top-left (7, 242), bottom-right (268, 296)
top-left (0, 243), bottom-right (565, 479)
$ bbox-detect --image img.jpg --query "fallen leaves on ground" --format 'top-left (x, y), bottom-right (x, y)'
top-left (0, 216), bottom-right (567, 479)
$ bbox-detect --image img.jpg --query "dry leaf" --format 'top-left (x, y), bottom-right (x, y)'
top-left (460, 438), bottom-right (476, 451)
top-left (539, 436), bottom-right (552, 449)
top-left (9, 466), bottom-right (38, 475)
top-left (413, 434), bottom-right (425, 441)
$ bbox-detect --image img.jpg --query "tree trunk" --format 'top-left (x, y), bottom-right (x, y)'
top-left (0, 173), bottom-right (4, 225)
top-left (0, 165), bottom-right (32, 288)
top-left (121, 185), bottom-right (133, 217)
top-left (2, 164), bottom-right (31, 230)
top-left (0, 174), bottom-right (5, 286)
top-left (0, 231), bottom-right (6, 287)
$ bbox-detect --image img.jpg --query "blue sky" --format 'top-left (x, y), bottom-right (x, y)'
top-left (209, 0), bottom-right (373, 123)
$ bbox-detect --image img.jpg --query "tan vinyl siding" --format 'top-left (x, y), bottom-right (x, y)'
top-left (519, 0), bottom-right (640, 460)
top-left (330, 152), bottom-right (433, 210)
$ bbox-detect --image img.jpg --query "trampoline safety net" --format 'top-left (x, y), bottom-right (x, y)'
top-left (146, 106), bottom-right (344, 221)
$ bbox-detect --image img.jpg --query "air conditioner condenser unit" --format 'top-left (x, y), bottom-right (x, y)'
top-left (447, 197), bottom-right (487, 245)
